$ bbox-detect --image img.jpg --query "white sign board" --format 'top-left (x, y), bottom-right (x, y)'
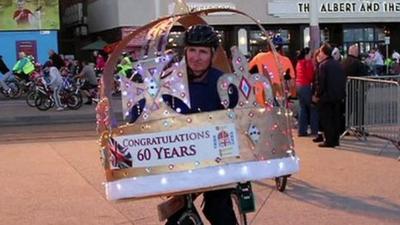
top-left (168, 2), bottom-right (236, 15)
top-left (113, 123), bottom-right (239, 168)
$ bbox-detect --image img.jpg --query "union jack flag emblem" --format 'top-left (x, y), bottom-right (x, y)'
top-left (108, 137), bottom-right (133, 169)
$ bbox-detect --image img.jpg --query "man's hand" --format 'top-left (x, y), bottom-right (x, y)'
top-left (312, 95), bottom-right (319, 104)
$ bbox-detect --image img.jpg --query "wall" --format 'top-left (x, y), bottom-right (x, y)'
top-left (0, 31), bottom-right (58, 69)
top-left (87, 0), bottom-right (120, 33)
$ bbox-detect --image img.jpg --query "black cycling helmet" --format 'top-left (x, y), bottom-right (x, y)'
top-left (185, 24), bottom-right (220, 49)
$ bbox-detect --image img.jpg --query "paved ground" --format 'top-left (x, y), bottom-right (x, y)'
top-left (0, 133), bottom-right (399, 225)
top-left (1, 98), bottom-right (400, 224)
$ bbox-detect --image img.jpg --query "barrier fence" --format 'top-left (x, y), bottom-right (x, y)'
top-left (342, 76), bottom-right (400, 160)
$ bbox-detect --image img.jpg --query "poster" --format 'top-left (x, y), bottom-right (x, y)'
top-left (15, 40), bottom-right (37, 60)
top-left (0, 0), bottom-right (59, 30)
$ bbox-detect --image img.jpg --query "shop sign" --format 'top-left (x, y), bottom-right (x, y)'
top-left (169, 2), bottom-right (236, 15)
top-left (268, 0), bottom-right (400, 18)
top-left (113, 123), bottom-right (239, 168)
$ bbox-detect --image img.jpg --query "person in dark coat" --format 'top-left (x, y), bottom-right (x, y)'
top-left (48, 49), bottom-right (65, 69)
top-left (314, 43), bottom-right (347, 148)
top-left (342, 44), bottom-right (368, 77)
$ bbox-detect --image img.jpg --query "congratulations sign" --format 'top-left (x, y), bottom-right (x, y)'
top-left (0, 0), bottom-right (60, 31)
top-left (113, 123), bottom-right (239, 168)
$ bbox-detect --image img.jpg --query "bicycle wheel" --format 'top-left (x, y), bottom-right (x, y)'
top-left (275, 176), bottom-right (288, 192)
top-left (35, 94), bottom-right (53, 111)
top-left (6, 81), bottom-right (21, 99)
top-left (26, 90), bottom-right (39, 107)
top-left (65, 93), bottom-right (83, 110)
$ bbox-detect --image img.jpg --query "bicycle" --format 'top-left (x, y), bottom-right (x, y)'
top-left (158, 182), bottom-right (254, 225)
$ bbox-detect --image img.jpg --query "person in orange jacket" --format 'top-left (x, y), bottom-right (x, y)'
top-left (248, 35), bottom-right (296, 98)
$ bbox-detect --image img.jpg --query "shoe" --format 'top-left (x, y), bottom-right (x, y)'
top-left (84, 101), bottom-right (92, 105)
top-left (318, 143), bottom-right (335, 148)
top-left (56, 107), bottom-right (64, 111)
top-left (312, 135), bottom-right (324, 143)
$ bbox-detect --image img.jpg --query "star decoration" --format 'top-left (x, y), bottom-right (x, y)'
top-left (120, 56), bottom-right (190, 122)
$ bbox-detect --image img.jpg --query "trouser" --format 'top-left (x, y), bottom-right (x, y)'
top-left (319, 101), bottom-right (342, 146)
top-left (52, 85), bottom-right (63, 108)
top-left (166, 189), bottom-right (237, 225)
top-left (297, 85), bottom-right (319, 135)
top-left (0, 71), bottom-right (13, 90)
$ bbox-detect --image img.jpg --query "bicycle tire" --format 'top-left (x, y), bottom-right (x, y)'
top-left (26, 90), bottom-right (39, 107)
top-left (35, 94), bottom-right (53, 111)
top-left (275, 176), bottom-right (288, 192)
top-left (65, 93), bottom-right (83, 110)
top-left (6, 81), bottom-right (21, 99)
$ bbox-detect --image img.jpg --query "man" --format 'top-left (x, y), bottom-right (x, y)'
top-left (42, 62), bottom-right (64, 111)
top-left (248, 36), bottom-right (296, 98)
top-left (342, 44), bottom-right (368, 77)
top-left (13, 51), bottom-right (35, 82)
top-left (160, 25), bottom-right (237, 225)
top-left (48, 49), bottom-right (65, 70)
top-left (116, 52), bottom-right (133, 78)
top-left (76, 60), bottom-right (98, 104)
top-left (13, 0), bottom-right (34, 25)
top-left (0, 55), bottom-right (12, 94)
top-left (314, 43), bottom-right (346, 148)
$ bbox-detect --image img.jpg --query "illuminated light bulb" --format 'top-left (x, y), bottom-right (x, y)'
top-left (218, 168), bottom-right (226, 176)
top-left (176, 107), bottom-right (182, 113)
top-left (180, 84), bottom-right (185, 90)
top-left (267, 160), bottom-right (271, 164)
top-left (116, 183), bottom-right (122, 190)
top-left (186, 118), bottom-right (192, 123)
top-left (161, 177), bottom-right (168, 185)
top-left (279, 162), bottom-right (284, 169)
top-left (163, 121), bottom-right (169, 127)
top-left (168, 164), bottom-right (174, 170)
top-left (248, 112), bottom-right (254, 118)
top-left (132, 177), bottom-right (137, 180)
top-left (188, 170), bottom-right (193, 174)
top-left (241, 166), bottom-right (249, 174)
top-left (119, 129), bottom-right (123, 134)
top-left (194, 161), bottom-right (200, 166)
top-left (122, 91), bottom-right (128, 96)
top-left (125, 112), bottom-right (130, 117)
top-left (277, 110), bottom-right (282, 115)
top-left (164, 111), bottom-right (170, 116)
top-left (180, 92), bottom-right (186, 98)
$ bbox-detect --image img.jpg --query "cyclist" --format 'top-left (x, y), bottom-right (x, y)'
top-left (0, 55), bottom-right (12, 94)
top-left (12, 51), bottom-right (35, 83)
top-left (164, 24), bottom-right (238, 225)
top-left (76, 60), bottom-right (98, 105)
top-left (42, 61), bottom-right (64, 111)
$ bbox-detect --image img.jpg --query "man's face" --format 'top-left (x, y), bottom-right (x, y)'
top-left (186, 46), bottom-right (212, 76)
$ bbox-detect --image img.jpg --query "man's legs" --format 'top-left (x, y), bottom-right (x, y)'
top-left (0, 71), bottom-right (13, 92)
top-left (53, 85), bottom-right (64, 110)
top-left (297, 85), bottom-right (311, 136)
top-left (203, 189), bottom-right (237, 225)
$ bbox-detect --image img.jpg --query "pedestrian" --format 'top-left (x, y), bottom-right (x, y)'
top-left (311, 49), bottom-right (324, 143)
top-left (314, 43), bottom-right (346, 148)
top-left (248, 35), bottom-right (296, 98)
top-left (93, 50), bottom-right (106, 76)
top-left (42, 62), bottom-right (64, 111)
top-left (76, 60), bottom-right (98, 105)
top-left (295, 47), bottom-right (318, 137)
top-left (342, 44), bottom-right (368, 77)
top-left (371, 48), bottom-right (384, 75)
top-left (0, 55), bottom-right (13, 94)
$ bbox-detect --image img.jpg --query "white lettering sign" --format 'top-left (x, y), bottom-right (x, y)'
top-left (168, 2), bottom-right (236, 15)
top-left (269, 0), bottom-right (400, 19)
top-left (113, 123), bottom-right (239, 168)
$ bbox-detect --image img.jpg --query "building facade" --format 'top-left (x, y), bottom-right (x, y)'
top-left (62, 0), bottom-right (400, 60)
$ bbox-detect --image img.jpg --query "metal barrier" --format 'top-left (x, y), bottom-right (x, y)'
top-left (365, 75), bottom-right (400, 83)
top-left (342, 76), bottom-right (400, 160)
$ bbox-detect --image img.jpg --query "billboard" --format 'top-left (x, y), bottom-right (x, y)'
top-left (0, 0), bottom-right (59, 31)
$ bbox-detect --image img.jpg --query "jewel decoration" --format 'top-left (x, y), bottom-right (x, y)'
top-left (120, 56), bottom-right (190, 121)
top-left (239, 77), bottom-right (251, 99)
top-left (217, 46), bottom-right (275, 109)
top-left (247, 124), bottom-right (261, 144)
